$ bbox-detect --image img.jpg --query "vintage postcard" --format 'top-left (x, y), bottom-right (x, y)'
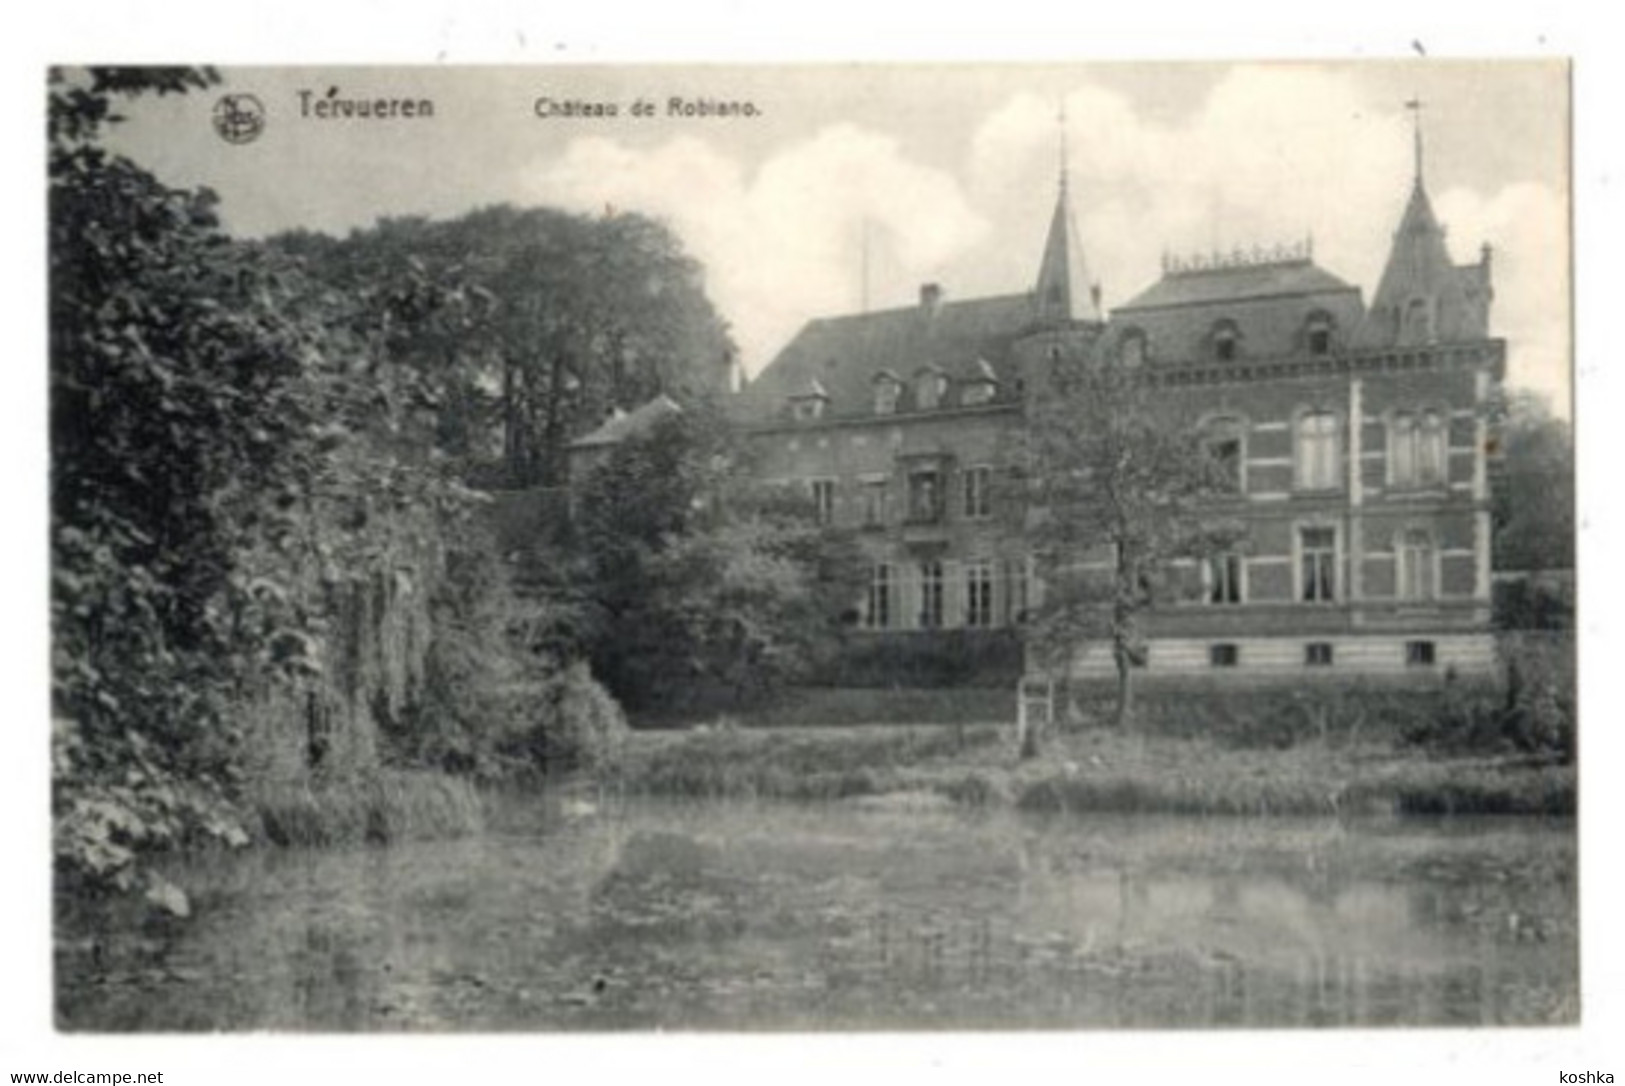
top-left (42, 57), bottom-right (1577, 1056)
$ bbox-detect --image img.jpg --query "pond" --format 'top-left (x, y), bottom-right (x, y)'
top-left (56, 797), bottom-right (1578, 1030)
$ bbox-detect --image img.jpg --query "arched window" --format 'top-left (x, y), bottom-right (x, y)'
top-left (1389, 408), bottom-right (1447, 487)
top-left (1203, 415), bottom-right (1247, 492)
top-left (1397, 528), bottom-right (1436, 601)
top-left (1210, 320), bottom-right (1241, 362)
top-left (1295, 410), bottom-right (1340, 490)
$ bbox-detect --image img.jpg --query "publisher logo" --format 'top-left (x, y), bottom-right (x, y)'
top-left (212, 94), bottom-right (266, 145)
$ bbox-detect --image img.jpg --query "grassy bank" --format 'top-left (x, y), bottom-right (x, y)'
top-left (250, 769), bottom-right (484, 847)
top-left (631, 686), bottom-right (1015, 730)
top-left (618, 723), bottom-right (1575, 818)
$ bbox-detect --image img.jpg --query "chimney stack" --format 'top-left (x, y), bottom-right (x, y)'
top-left (919, 282), bottom-right (944, 312)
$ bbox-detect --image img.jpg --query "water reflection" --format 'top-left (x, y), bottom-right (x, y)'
top-left (56, 800), bottom-right (1577, 1031)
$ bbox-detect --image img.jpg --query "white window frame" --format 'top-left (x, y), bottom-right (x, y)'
top-left (1202, 414), bottom-right (1248, 494)
top-left (1294, 521), bottom-right (1341, 603)
top-left (864, 563), bottom-right (892, 629)
top-left (964, 559), bottom-right (995, 628)
top-left (963, 464), bottom-right (993, 519)
top-left (1395, 527), bottom-right (1438, 602)
top-left (809, 477), bottom-right (837, 525)
top-left (919, 560), bottom-right (945, 628)
top-left (1294, 409), bottom-right (1341, 491)
top-left (1204, 551), bottom-right (1246, 605)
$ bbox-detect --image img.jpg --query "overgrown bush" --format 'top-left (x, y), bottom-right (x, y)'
top-left (523, 663), bottom-right (630, 777)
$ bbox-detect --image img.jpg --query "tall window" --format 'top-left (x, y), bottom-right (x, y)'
top-left (1390, 410), bottom-right (1447, 487)
top-left (810, 479), bottom-right (836, 525)
top-left (1418, 410), bottom-right (1447, 485)
top-left (907, 469), bottom-right (943, 523)
top-left (1397, 529), bottom-right (1436, 601)
top-left (864, 564), bottom-right (891, 629)
top-left (861, 480), bottom-right (888, 527)
top-left (963, 466), bottom-right (992, 519)
top-left (1300, 526), bottom-right (1337, 602)
top-left (1204, 417), bottom-right (1245, 492)
top-left (1295, 411), bottom-right (1340, 490)
top-left (1208, 552), bottom-right (1243, 604)
top-left (1211, 321), bottom-right (1240, 362)
top-left (919, 561), bottom-right (944, 628)
top-left (965, 560), bottom-right (994, 628)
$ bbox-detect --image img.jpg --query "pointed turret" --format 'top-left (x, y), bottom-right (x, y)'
top-left (1033, 172), bottom-right (1102, 325)
top-left (1356, 104), bottom-right (1493, 348)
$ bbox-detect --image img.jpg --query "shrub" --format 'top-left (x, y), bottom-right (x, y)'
top-left (251, 769), bottom-right (483, 847)
top-left (525, 662), bottom-right (630, 777)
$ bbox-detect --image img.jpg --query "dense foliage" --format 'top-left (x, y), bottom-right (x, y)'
top-left (271, 206), bottom-right (734, 488)
top-left (566, 409), bottom-right (866, 713)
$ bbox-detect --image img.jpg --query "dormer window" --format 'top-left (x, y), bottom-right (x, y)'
top-left (789, 377), bottom-right (830, 422)
top-left (873, 373), bottom-right (901, 416)
top-left (1305, 313), bottom-right (1334, 356)
top-left (1210, 320), bottom-right (1241, 362)
top-left (915, 369), bottom-right (948, 411)
top-left (1402, 297), bottom-right (1433, 345)
top-left (960, 358), bottom-right (999, 407)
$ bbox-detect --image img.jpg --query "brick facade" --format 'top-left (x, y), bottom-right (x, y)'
top-left (731, 161), bottom-right (1504, 682)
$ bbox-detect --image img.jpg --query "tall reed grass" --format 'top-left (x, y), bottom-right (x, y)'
top-left (251, 769), bottom-right (484, 847)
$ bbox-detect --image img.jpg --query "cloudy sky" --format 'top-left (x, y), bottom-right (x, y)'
top-left (104, 61), bottom-right (1570, 411)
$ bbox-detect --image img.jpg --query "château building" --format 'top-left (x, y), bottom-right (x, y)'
top-left (730, 122), bottom-right (1503, 680)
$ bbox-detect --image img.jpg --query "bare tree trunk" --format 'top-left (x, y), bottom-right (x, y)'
top-left (1114, 648), bottom-right (1135, 729)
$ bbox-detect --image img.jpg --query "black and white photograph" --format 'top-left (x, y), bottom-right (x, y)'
top-left (15, 26), bottom-right (1608, 1081)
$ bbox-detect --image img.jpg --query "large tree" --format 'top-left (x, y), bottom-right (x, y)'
top-left (1492, 389), bottom-right (1574, 573)
top-left (1026, 349), bottom-right (1232, 733)
top-left (566, 407), bottom-right (865, 712)
top-left (272, 206), bottom-right (735, 489)
top-left (49, 69), bottom-right (514, 903)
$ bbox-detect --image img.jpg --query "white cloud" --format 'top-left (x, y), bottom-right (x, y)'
top-left (1436, 182), bottom-right (1572, 414)
top-left (961, 66), bottom-right (1566, 410)
top-left (524, 124), bottom-right (988, 377)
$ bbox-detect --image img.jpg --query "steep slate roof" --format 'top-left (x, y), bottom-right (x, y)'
top-left (734, 292), bottom-right (1038, 423)
top-left (1354, 180), bottom-right (1491, 348)
top-left (1117, 259), bottom-right (1355, 311)
top-left (737, 177), bottom-right (1104, 424)
top-left (1034, 180), bottom-right (1101, 323)
top-left (1112, 257), bottom-right (1365, 362)
top-left (569, 393), bottom-right (683, 449)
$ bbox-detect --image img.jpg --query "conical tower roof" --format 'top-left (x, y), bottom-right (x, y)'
top-left (1033, 177), bottom-right (1101, 324)
top-left (1355, 109), bottom-right (1491, 348)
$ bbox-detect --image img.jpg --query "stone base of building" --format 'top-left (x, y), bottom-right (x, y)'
top-left (1050, 632), bottom-right (1498, 682)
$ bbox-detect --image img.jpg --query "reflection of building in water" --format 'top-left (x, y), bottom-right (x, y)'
top-left (730, 110), bottom-right (1503, 680)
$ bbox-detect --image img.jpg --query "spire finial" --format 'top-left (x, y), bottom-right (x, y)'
top-left (1058, 98), bottom-right (1069, 193)
top-left (1405, 95), bottom-right (1426, 186)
